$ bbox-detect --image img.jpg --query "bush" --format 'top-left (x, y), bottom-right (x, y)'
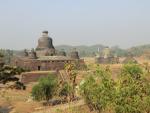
top-left (115, 64), bottom-right (150, 113)
top-left (32, 75), bottom-right (58, 101)
top-left (0, 65), bottom-right (25, 85)
top-left (59, 82), bottom-right (73, 97)
top-left (121, 63), bottom-right (143, 79)
top-left (80, 64), bottom-right (150, 113)
top-left (80, 66), bottom-right (116, 112)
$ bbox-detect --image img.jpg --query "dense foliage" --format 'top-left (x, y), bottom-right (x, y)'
top-left (80, 64), bottom-right (150, 113)
top-left (32, 75), bottom-right (58, 101)
top-left (59, 82), bottom-right (73, 97)
top-left (32, 63), bottom-right (78, 102)
top-left (0, 65), bottom-right (25, 84)
top-left (0, 49), bottom-right (13, 64)
top-left (0, 64), bottom-right (26, 90)
top-left (80, 66), bottom-right (116, 112)
top-left (65, 63), bottom-right (78, 100)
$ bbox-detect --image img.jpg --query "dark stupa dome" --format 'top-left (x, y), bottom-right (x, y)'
top-left (58, 49), bottom-right (66, 56)
top-left (29, 49), bottom-right (37, 59)
top-left (23, 49), bottom-right (28, 57)
top-left (36, 31), bottom-right (55, 50)
top-left (70, 48), bottom-right (79, 59)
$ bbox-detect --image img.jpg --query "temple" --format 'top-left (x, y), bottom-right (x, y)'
top-left (11, 31), bottom-right (85, 71)
top-left (95, 47), bottom-right (119, 64)
top-left (36, 31), bottom-right (55, 56)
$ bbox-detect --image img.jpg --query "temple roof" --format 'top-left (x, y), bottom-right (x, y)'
top-left (36, 31), bottom-right (55, 50)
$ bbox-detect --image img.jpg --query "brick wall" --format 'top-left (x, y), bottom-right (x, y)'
top-left (20, 71), bottom-right (58, 84)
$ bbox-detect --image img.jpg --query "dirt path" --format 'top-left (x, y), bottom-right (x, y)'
top-left (33, 99), bottom-right (85, 113)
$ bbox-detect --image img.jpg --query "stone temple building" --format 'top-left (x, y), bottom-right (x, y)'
top-left (95, 47), bottom-right (119, 64)
top-left (11, 31), bottom-right (85, 71)
top-left (36, 31), bottom-right (55, 56)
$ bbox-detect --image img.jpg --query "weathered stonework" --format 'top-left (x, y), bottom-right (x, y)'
top-left (11, 31), bottom-right (85, 71)
top-left (20, 71), bottom-right (57, 84)
top-left (95, 56), bottom-right (119, 64)
top-left (95, 47), bottom-right (119, 64)
top-left (11, 56), bottom-right (75, 71)
top-left (36, 31), bottom-right (55, 56)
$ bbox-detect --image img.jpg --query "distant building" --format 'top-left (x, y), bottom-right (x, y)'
top-left (69, 48), bottom-right (80, 59)
top-left (11, 31), bottom-right (85, 71)
top-left (57, 49), bottom-right (66, 56)
top-left (95, 47), bottom-right (119, 64)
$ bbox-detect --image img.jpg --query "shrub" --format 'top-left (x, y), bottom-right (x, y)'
top-left (80, 64), bottom-right (150, 113)
top-left (121, 63), bottom-right (143, 79)
top-left (32, 75), bottom-right (58, 101)
top-left (80, 66), bottom-right (116, 112)
top-left (65, 63), bottom-right (78, 100)
top-left (115, 64), bottom-right (150, 113)
top-left (59, 82), bottom-right (73, 97)
top-left (0, 65), bottom-right (25, 86)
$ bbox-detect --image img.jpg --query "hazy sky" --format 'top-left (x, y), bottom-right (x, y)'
top-left (0, 0), bottom-right (150, 49)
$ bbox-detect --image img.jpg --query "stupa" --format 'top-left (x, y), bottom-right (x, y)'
top-left (36, 31), bottom-right (55, 56)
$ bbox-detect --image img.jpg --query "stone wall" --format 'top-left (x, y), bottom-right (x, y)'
top-left (20, 71), bottom-right (57, 84)
top-left (95, 57), bottom-right (119, 64)
top-left (11, 57), bottom-right (72, 71)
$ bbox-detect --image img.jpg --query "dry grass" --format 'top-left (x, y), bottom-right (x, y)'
top-left (0, 83), bottom-right (42, 113)
top-left (0, 57), bottom-right (149, 113)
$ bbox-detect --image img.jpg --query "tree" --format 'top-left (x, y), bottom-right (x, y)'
top-left (80, 64), bottom-right (150, 113)
top-left (59, 82), bottom-right (73, 98)
top-left (32, 75), bottom-right (58, 101)
top-left (0, 65), bottom-right (26, 90)
top-left (115, 64), bottom-right (150, 113)
top-left (0, 65), bottom-right (25, 84)
top-left (121, 63), bottom-right (143, 79)
top-left (65, 63), bottom-right (78, 100)
top-left (80, 66), bottom-right (116, 112)
top-left (0, 49), bottom-right (13, 64)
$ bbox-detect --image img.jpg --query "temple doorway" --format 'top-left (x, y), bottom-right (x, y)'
top-left (38, 66), bottom-right (41, 70)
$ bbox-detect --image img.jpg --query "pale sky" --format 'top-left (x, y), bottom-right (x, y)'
top-left (0, 0), bottom-right (150, 49)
